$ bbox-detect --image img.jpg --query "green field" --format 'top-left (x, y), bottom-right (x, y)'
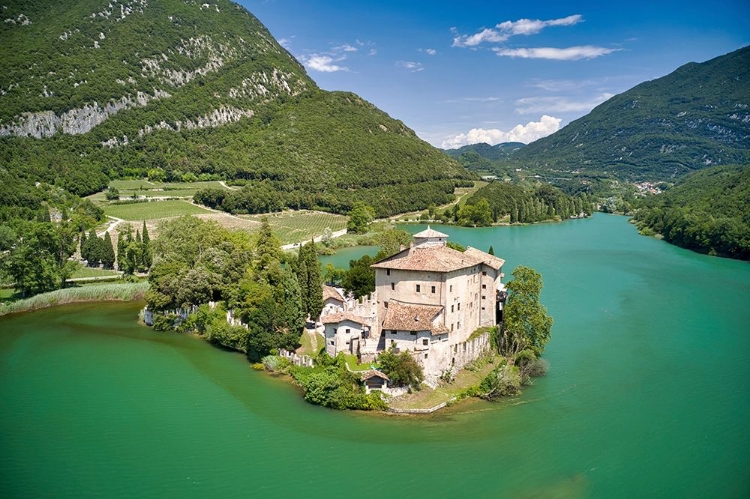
top-left (243, 211), bottom-right (347, 245)
top-left (104, 200), bottom-right (212, 221)
top-left (71, 264), bottom-right (121, 279)
top-left (87, 180), bottom-right (231, 201)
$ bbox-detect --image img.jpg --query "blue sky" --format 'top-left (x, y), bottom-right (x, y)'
top-left (242, 0), bottom-right (749, 148)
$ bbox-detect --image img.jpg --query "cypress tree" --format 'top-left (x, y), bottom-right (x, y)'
top-left (101, 232), bottom-right (116, 269)
top-left (79, 231), bottom-right (87, 259)
top-left (488, 246), bottom-right (495, 255)
top-left (117, 232), bottom-right (126, 271)
top-left (141, 221), bottom-right (152, 269)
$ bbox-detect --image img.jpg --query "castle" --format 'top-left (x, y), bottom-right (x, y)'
top-left (320, 227), bottom-right (506, 384)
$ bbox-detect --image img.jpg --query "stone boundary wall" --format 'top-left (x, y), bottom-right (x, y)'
top-left (386, 399), bottom-right (455, 414)
top-left (279, 348), bottom-right (313, 367)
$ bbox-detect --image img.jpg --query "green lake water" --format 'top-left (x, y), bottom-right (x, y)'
top-left (1, 214), bottom-right (748, 498)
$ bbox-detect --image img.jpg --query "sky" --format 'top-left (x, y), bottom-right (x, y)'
top-left (241, 0), bottom-right (750, 149)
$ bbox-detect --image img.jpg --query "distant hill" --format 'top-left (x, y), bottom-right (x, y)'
top-left (514, 46), bottom-right (750, 181)
top-left (0, 0), bottom-right (469, 217)
top-left (443, 142), bottom-right (525, 175)
top-left (633, 165), bottom-right (750, 260)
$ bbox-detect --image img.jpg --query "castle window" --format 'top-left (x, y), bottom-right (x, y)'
top-left (391, 283), bottom-right (395, 291)
top-left (451, 323), bottom-right (454, 332)
top-left (450, 285), bottom-right (453, 292)
top-left (458, 303), bottom-right (461, 310)
top-left (431, 286), bottom-right (436, 293)
top-left (387, 269), bottom-right (391, 276)
top-left (330, 340), bottom-right (334, 345)
top-left (482, 284), bottom-right (487, 289)
top-left (410, 332), bottom-right (417, 336)
top-left (422, 339), bottom-right (428, 346)
top-left (416, 284), bottom-right (421, 292)
top-left (457, 321), bottom-right (461, 329)
top-left (346, 328), bottom-right (351, 334)
top-left (482, 271), bottom-right (487, 276)
top-left (482, 295), bottom-right (486, 300)
top-left (424, 353), bottom-right (428, 359)
top-left (451, 305), bottom-right (454, 313)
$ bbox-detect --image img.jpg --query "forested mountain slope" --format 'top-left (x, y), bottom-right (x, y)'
top-left (0, 0), bottom-right (469, 216)
top-left (514, 46), bottom-right (750, 181)
top-left (633, 165), bottom-right (749, 260)
top-left (443, 142), bottom-right (525, 176)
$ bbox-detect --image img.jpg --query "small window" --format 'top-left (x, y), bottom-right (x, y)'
top-left (391, 330), bottom-right (397, 335)
top-left (450, 285), bottom-right (453, 292)
top-left (346, 328), bottom-right (351, 334)
top-left (410, 332), bottom-right (417, 336)
top-left (431, 286), bottom-right (436, 293)
top-left (482, 271), bottom-right (487, 276)
top-left (482, 307), bottom-right (486, 310)
top-left (451, 323), bottom-right (454, 332)
top-left (387, 269), bottom-right (391, 276)
top-left (391, 283), bottom-right (395, 291)
top-left (482, 284), bottom-right (487, 289)
top-left (457, 321), bottom-right (461, 329)
top-left (451, 305), bottom-right (454, 313)
top-left (422, 339), bottom-right (428, 346)
top-left (458, 303), bottom-right (461, 310)
top-left (482, 295), bottom-right (486, 300)
top-left (416, 284), bottom-right (421, 292)
top-left (329, 340), bottom-right (334, 345)
top-left (424, 353), bottom-right (428, 359)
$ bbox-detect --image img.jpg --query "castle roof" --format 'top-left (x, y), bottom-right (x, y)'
top-left (464, 247), bottom-right (505, 271)
top-left (381, 300), bottom-right (448, 336)
top-left (413, 225), bottom-right (449, 239)
top-left (321, 312), bottom-right (369, 326)
top-left (371, 245), bottom-right (504, 273)
top-left (323, 285), bottom-right (345, 302)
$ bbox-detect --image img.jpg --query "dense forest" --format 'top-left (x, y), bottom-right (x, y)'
top-left (633, 165), bottom-right (750, 260)
top-left (461, 182), bottom-right (594, 224)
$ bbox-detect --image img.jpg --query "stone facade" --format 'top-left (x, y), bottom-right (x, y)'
top-left (319, 227), bottom-right (506, 382)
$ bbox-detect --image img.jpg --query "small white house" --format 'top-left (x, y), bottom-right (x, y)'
top-left (321, 312), bottom-right (370, 357)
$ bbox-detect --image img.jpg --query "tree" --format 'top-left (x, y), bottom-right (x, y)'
top-left (141, 221), bottom-right (152, 269)
top-left (488, 245), bottom-right (495, 255)
top-left (347, 202), bottom-right (375, 233)
top-left (101, 232), bottom-right (116, 269)
top-left (378, 347), bottom-right (424, 389)
top-left (105, 187), bottom-right (120, 200)
top-left (295, 240), bottom-right (323, 320)
top-left (254, 216), bottom-right (281, 273)
top-left (341, 255), bottom-right (376, 299)
top-left (502, 266), bottom-right (553, 358)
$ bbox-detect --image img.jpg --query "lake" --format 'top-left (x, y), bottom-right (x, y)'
top-left (1, 214), bottom-right (748, 498)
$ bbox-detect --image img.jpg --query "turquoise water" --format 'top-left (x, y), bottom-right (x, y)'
top-left (1, 214), bottom-right (748, 498)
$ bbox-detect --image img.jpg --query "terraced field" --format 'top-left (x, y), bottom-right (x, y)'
top-left (87, 180), bottom-right (230, 202)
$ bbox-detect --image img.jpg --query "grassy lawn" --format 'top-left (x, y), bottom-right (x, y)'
top-left (344, 354), bottom-right (376, 372)
top-left (297, 331), bottom-right (325, 357)
top-left (387, 356), bottom-right (499, 410)
top-left (104, 200), bottom-right (212, 221)
top-left (0, 287), bottom-right (21, 304)
top-left (87, 180), bottom-right (230, 202)
top-left (243, 210), bottom-right (347, 245)
top-left (71, 263), bottom-right (121, 279)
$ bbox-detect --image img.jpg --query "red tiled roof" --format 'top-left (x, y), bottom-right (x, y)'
top-left (321, 312), bottom-right (369, 325)
top-left (382, 300), bottom-right (447, 336)
top-left (323, 285), bottom-right (344, 302)
top-left (371, 245), bottom-right (503, 273)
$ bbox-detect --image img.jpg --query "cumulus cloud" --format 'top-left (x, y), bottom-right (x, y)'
top-left (515, 93), bottom-right (614, 114)
top-left (493, 45), bottom-right (618, 60)
top-left (441, 115), bottom-right (561, 149)
top-left (335, 44), bottom-right (358, 52)
top-left (420, 48), bottom-right (437, 55)
top-left (304, 55), bottom-right (347, 72)
top-left (278, 38), bottom-right (292, 49)
top-left (397, 61), bottom-right (425, 72)
top-left (453, 14), bottom-right (582, 47)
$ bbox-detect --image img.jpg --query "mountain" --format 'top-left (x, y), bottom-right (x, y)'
top-left (514, 46), bottom-right (750, 181)
top-left (633, 165), bottom-right (749, 260)
top-left (443, 142), bottom-right (525, 175)
top-left (0, 0), bottom-right (469, 217)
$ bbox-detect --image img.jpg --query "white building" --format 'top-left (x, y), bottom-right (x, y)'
top-left (320, 226), bottom-right (506, 382)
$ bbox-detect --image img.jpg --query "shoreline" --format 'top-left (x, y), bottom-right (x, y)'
top-left (0, 282), bottom-right (149, 317)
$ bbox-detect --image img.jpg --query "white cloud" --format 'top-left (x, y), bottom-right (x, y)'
top-left (304, 55), bottom-right (347, 72)
top-left (278, 37), bottom-right (293, 49)
top-left (515, 93), bottom-right (614, 114)
top-left (445, 96), bottom-right (501, 103)
top-left (368, 48), bottom-right (377, 56)
top-left (442, 115), bottom-right (561, 148)
top-left (335, 43), bottom-right (358, 52)
top-left (493, 45), bottom-right (618, 60)
top-left (453, 14), bottom-right (582, 47)
top-left (397, 61), bottom-right (424, 72)
top-left (420, 48), bottom-right (437, 55)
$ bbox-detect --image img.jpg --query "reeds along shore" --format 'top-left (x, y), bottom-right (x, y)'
top-left (0, 282), bottom-right (149, 316)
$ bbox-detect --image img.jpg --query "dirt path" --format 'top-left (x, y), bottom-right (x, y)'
top-left (219, 181), bottom-right (239, 191)
top-left (281, 228), bottom-right (347, 250)
top-left (97, 216), bottom-right (124, 238)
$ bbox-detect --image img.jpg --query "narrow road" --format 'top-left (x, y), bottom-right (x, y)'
top-left (97, 216), bottom-right (124, 238)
